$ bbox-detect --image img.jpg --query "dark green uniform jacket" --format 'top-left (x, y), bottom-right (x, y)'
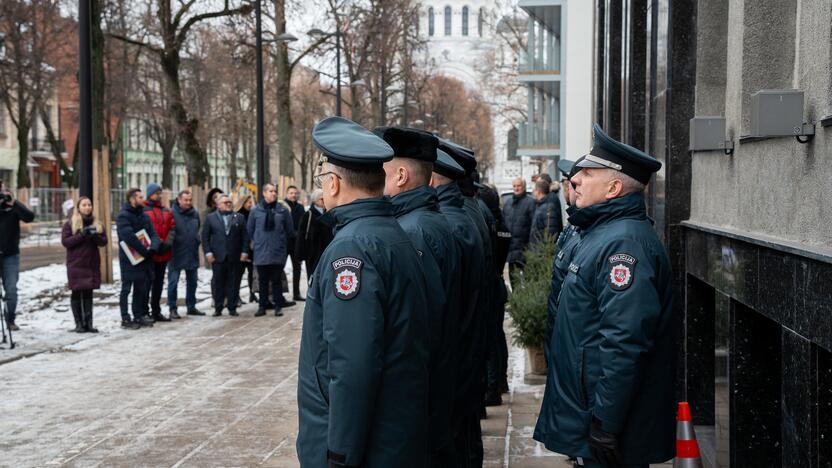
top-left (297, 197), bottom-right (430, 468)
top-left (543, 219), bottom-right (580, 363)
top-left (436, 183), bottom-right (487, 419)
top-left (533, 193), bottom-right (675, 464)
top-left (391, 185), bottom-right (462, 452)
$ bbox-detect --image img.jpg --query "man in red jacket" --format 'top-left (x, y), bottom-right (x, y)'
top-left (144, 183), bottom-right (175, 322)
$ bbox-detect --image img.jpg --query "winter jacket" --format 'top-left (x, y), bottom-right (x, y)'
top-left (144, 200), bottom-right (175, 263)
top-left (502, 193), bottom-right (537, 264)
top-left (297, 197), bottom-right (430, 468)
top-left (284, 199), bottom-right (306, 237)
top-left (293, 205), bottom-right (333, 274)
top-left (530, 192), bottom-right (563, 243)
top-left (170, 201), bottom-right (201, 270)
top-left (533, 193), bottom-right (675, 464)
top-left (246, 200), bottom-right (293, 266)
top-left (61, 216), bottom-right (108, 290)
top-left (116, 202), bottom-right (160, 282)
top-left (0, 200), bottom-right (35, 256)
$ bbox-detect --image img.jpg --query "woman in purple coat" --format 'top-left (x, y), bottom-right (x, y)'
top-left (61, 197), bottom-right (108, 333)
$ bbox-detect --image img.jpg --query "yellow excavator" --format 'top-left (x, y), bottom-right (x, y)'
top-left (233, 179), bottom-right (258, 198)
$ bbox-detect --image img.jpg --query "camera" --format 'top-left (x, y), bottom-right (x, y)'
top-left (0, 192), bottom-right (11, 204)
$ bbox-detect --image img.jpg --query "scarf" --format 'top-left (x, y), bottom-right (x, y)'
top-left (262, 200), bottom-right (276, 231)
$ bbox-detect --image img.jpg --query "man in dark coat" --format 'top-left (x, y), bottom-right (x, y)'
top-left (116, 188), bottom-right (160, 329)
top-left (431, 149), bottom-right (487, 468)
top-left (293, 190), bottom-right (332, 275)
top-left (297, 117), bottom-right (430, 468)
top-left (0, 185), bottom-right (35, 331)
top-left (534, 125), bottom-right (675, 467)
top-left (202, 194), bottom-right (248, 317)
top-left (168, 190), bottom-right (202, 318)
top-left (530, 178), bottom-right (563, 244)
top-left (376, 126), bottom-right (462, 466)
top-left (284, 185), bottom-right (306, 301)
top-left (502, 177), bottom-right (536, 284)
top-left (247, 183), bottom-right (294, 317)
top-left (144, 182), bottom-right (175, 322)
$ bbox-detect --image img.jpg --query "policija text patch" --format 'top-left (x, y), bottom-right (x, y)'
top-left (331, 257), bottom-right (363, 300)
top-left (607, 253), bottom-right (637, 291)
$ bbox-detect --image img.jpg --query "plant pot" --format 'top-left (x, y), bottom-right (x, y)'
top-left (527, 345), bottom-right (548, 375)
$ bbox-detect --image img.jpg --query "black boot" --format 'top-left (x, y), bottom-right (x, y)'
top-left (255, 308), bottom-right (266, 317)
top-left (137, 316), bottom-right (155, 327)
top-left (70, 295), bottom-right (85, 333)
top-left (170, 310), bottom-right (182, 320)
top-left (82, 294), bottom-right (98, 333)
top-left (152, 311), bottom-right (171, 322)
top-left (484, 386), bottom-right (503, 407)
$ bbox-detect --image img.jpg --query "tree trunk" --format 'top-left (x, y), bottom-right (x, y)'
top-left (227, 139), bottom-right (238, 184)
top-left (16, 122), bottom-right (31, 188)
top-left (243, 138), bottom-right (251, 180)
top-left (161, 139), bottom-right (174, 189)
top-left (274, 0), bottom-right (293, 178)
top-left (162, 51), bottom-right (209, 186)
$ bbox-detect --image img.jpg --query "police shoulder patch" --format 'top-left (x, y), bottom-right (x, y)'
top-left (331, 257), bottom-right (363, 300)
top-left (607, 253), bottom-right (637, 291)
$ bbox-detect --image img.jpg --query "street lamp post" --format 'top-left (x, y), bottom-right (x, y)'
top-left (78, 0), bottom-right (92, 198)
top-left (309, 27), bottom-right (342, 117)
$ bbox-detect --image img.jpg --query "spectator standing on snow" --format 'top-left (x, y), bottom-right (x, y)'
top-left (117, 188), bottom-right (160, 330)
top-left (202, 194), bottom-right (249, 317)
top-left (247, 183), bottom-right (293, 317)
top-left (61, 196), bottom-right (108, 333)
top-left (235, 194), bottom-right (257, 304)
top-left (144, 183), bottom-right (175, 322)
top-left (0, 184), bottom-right (35, 332)
top-left (168, 190), bottom-right (203, 318)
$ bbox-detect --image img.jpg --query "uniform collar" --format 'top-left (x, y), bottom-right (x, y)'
top-left (323, 196), bottom-right (392, 233)
top-left (435, 182), bottom-right (464, 208)
top-left (568, 192), bottom-right (648, 231)
top-left (390, 185), bottom-right (439, 218)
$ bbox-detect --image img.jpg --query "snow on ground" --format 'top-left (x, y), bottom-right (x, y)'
top-left (2, 259), bottom-right (298, 364)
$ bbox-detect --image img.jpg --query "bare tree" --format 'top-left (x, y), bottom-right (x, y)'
top-left (109, 0), bottom-right (254, 186)
top-left (291, 66), bottom-right (331, 190)
top-left (0, 0), bottom-right (68, 188)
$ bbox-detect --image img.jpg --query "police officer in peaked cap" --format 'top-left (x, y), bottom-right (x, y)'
top-left (374, 126), bottom-right (463, 466)
top-left (429, 148), bottom-right (488, 468)
top-left (296, 117), bottom-right (431, 468)
top-left (534, 125), bottom-right (675, 468)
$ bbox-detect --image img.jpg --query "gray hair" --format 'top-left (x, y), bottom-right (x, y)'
top-left (610, 170), bottom-right (646, 194)
top-left (310, 189), bottom-right (323, 202)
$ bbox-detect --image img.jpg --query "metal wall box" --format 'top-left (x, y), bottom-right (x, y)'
top-left (689, 117), bottom-right (727, 150)
top-left (751, 89), bottom-right (804, 137)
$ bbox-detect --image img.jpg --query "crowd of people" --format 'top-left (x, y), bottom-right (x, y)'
top-left (0, 116), bottom-right (675, 468)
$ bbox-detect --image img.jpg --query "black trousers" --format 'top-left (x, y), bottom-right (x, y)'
top-left (120, 280), bottom-right (148, 322)
top-left (148, 261), bottom-right (167, 315)
top-left (289, 250), bottom-right (302, 298)
top-left (70, 289), bottom-right (93, 326)
top-left (257, 264), bottom-right (284, 310)
top-left (453, 413), bottom-right (483, 468)
top-left (235, 261), bottom-right (255, 298)
top-left (212, 260), bottom-right (239, 313)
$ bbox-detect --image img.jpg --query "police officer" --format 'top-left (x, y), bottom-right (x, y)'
top-left (296, 117), bottom-right (430, 468)
top-left (430, 149), bottom-right (487, 468)
top-left (534, 125), bottom-right (675, 468)
top-left (375, 126), bottom-right (462, 466)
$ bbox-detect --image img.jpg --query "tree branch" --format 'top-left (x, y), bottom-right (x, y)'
top-left (176, 1), bottom-right (254, 48)
top-left (108, 33), bottom-right (164, 55)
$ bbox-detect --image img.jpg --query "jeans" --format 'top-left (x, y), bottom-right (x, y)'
top-left (148, 261), bottom-right (167, 315)
top-left (167, 267), bottom-right (197, 312)
top-left (0, 254), bottom-right (20, 323)
top-left (257, 264), bottom-right (284, 310)
top-left (120, 279), bottom-right (148, 322)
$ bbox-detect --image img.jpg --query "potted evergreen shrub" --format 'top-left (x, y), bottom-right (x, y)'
top-left (507, 233), bottom-right (557, 375)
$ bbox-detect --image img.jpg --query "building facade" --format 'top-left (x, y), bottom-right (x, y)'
top-left (592, 1), bottom-right (832, 466)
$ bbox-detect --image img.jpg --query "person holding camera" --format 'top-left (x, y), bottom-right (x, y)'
top-left (0, 185), bottom-right (35, 332)
top-left (61, 197), bottom-right (108, 333)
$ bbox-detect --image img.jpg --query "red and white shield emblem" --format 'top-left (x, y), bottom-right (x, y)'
top-left (610, 264), bottom-right (632, 288)
top-left (334, 269), bottom-right (358, 298)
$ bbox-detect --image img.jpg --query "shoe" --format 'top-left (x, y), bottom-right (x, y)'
top-left (274, 308), bottom-right (284, 317)
top-left (137, 316), bottom-right (155, 327)
top-left (121, 320), bottom-right (140, 330)
top-left (7, 322), bottom-right (19, 331)
top-left (293, 295), bottom-right (306, 302)
top-left (152, 313), bottom-right (171, 322)
top-left (236, 299), bottom-right (243, 308)
top-left (255, 308), bottom-right (266, 317)
top-left (213, 310), bottom-right (222, 317)
top-left (85, 326), bottom-right (99, 333)
top-left (499, 381), bottom-right (509, 394)
top-left (170, 310), bottom-right (182, 320)
top-left (265, 302), bottom-right (276, 310)
top-left (249, 293), bottom-right (258, 303)
top-left (484, 387), bottom-right (503, 407)
top-left (71, 325), bottom-right (85, 333)
top-left (186, 309), bottom-right (206, 316)
top-left (280, 299), bottom-right (296, 308)
top-left (229, 310), bottom-right (239, 317)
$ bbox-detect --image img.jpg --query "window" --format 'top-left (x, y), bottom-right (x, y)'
top-left (462, 7), bottom-right (469, 36)
top-left (478, 7), bottom-right (484, 37)
top-left (428, 7), bottom-right (434, 36)
top-left (444, 6), bottom-right (451, 36)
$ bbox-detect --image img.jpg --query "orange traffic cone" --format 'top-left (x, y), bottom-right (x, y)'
top-left (673, 402), bottom-right (703, 468)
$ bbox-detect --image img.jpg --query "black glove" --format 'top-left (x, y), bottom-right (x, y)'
top-left (588, 416), bottom-right (621, 467)
top-left (160, 239), bottom-right (173, 253)
top-left (82, 225), bottom-right (97, 237)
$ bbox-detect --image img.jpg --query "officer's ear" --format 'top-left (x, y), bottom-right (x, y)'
top-left (606, 176), bottom-right (625, 200)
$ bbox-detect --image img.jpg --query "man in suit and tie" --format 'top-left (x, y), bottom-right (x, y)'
top-left (202, 194), bottom-right (249, 316)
